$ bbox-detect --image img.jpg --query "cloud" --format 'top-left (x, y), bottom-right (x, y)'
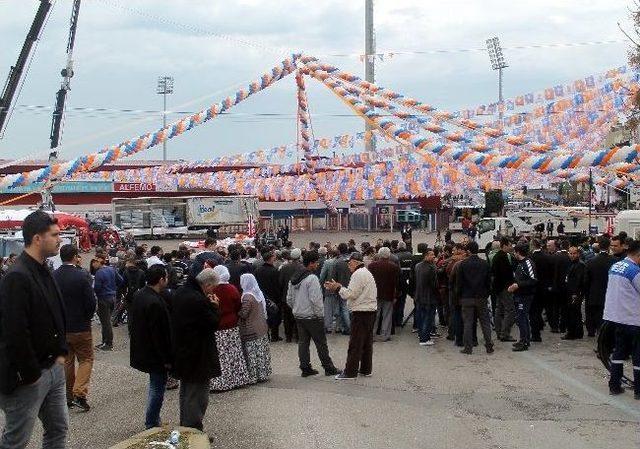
top-left (0, 0), bottom-right (633, 162)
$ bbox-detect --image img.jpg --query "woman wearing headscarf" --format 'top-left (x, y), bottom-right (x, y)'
top-left (238, 273), bottom-right (272, 382)
top-left (209, 265), bottom-right (253, 392)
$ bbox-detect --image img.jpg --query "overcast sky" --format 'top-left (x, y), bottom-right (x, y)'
top-left (0, 0), bottom-right (634, 163)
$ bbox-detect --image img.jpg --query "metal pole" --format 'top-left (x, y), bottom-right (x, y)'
top-left (364, 0), bottom-right (376, 154)
top-left (162, 91), bottom-right (167, 161)
top-left (588, 168), bottom-right (592, 234)
top-left (498, 67), bottom-right (504, 122)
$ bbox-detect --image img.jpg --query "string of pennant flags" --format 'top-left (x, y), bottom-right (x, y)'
top-left (1, 53), bottom-right (638, 201)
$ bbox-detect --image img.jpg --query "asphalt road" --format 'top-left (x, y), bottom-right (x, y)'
top-left (6, 320), bottom-right (639, 449)
top-left (4, 231), bottom-right (639, 448)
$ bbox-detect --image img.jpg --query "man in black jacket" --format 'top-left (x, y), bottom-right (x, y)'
top-left (0, 210), bottom-right (68, 448)
top-left (455, 241), bottom-right (494, 355)
top-left (529, 239), bottom-right (550, 342)
top-left (551, 239), bottom-right (572, 333)
top-left (171, 268), bottom-right (221, 432)
top-left (226, 248), bottom-right (253, 292)
top-left (492, 237), bottom-right (516, 342)
top-left (562, 246), bottom-right (586, 340)
top-left (255, 251), bottom-right (283, 342)
top-left (279, 248), bottom-right (304, 342)
top-left (129, 265), bottom-right (172, 429)
top-left (584, 236), bottom-right (615, 336)
top-left (53, 244), bottom-right (96, 412)
top-left (508, 244), bottom-right (537, 351)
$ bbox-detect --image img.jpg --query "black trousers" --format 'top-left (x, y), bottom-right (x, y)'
top-left (530, 293), bottom-right (545, 340)
top-left (461, 297), bottom-right (493, 352)
top-left (547, 290), bottom-right (568, 332)
top-left (565, 300), bottom-right (584, 338)
top-left (296, 318), bottom-right (335, 371)
top-left (282, 304), bottom-right (298, 341)
top-left (344, 312), bottom-right (376, 377)
top-left (585, 304), bottom-right (604, 336)
top-left (96, 298), bottom-right (114, 346)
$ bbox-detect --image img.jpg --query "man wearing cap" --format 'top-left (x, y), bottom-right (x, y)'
top-left (279, 248), bottom-right (304, 342)
top-left (325, 252), bottom-right (378, 379)
top-left (368, 247), bottom-right (400, 342)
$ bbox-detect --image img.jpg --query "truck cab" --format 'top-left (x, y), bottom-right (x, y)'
top-left (476, 217), bottom-right (517, 250)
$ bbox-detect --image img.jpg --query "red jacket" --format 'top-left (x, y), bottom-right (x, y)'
top-left (213, 283), bottom-right (242, 330)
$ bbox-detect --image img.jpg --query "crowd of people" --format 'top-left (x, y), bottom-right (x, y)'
top-left (0, 209), bottom-right (638, 448)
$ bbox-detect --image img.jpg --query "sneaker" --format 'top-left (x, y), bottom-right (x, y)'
top-left (430, 332), bottom-right (441, 338)
top-left (419, 340), bottom-right (435, 346)
top-left (100, 344), bottom-right (113, 351)
top-left (72, 397), bottom-right (90, 412)
top-left (460, 348), bottom-right (472, 355)
top-left (67, 400), bottom-right (75, 408)
top-left (335, 372), bottom-right (357, 380)
top-left (94, 343), bottom-right (105, 350)
top-left (324, 366), bottom-right (340, 376)
top-left (358, 372), bottom-right (372, 377)
top-left (609, 386), bottom-right (625, 396)
top-left (486, 346), bottom-right (494, 354)
top-left (301, 368), bottom-right (319, 378)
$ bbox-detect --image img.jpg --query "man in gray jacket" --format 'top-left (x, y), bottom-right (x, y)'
top-left (287, 251), bottom-right (340, 377)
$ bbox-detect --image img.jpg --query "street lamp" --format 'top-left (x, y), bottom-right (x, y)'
top-left (485, 37), bottom-right (508, 120)
top-left (156, 75), bottom-right (174, 161)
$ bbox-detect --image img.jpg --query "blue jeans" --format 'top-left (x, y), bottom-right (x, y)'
top-left (416, 304), bottom-right (436, 343)
top-left (145, 371), bottom-right (168, 429)
top-left (0, 363), bottom-right (69, 449)
top-left (337, 297), bottom-right (351, 333)
top-left (514, 295), bottom-right (533, 345)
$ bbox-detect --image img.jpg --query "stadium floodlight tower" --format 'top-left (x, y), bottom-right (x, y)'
top-left (156, 75), bottom-right (174, 161)
top-left (486, 37), bottom-right (508, 120)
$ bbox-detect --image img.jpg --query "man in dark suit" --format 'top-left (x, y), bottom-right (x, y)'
top-left (0, 210), bottom-right (68, 448)
top-left (529, 239), bottom-right (550, 342)
top-left (584, 236), bottom-right (616, 337)
top-left (455, 241), bottom-right (494, 355)
top-left (129, 264), bottom-right (172, 429)
top-left (171, 268), bottom-right (221, 433)
top-left (53, 244), bottom-right (96, 412)
top-left (551, 239), bottom-right (572, 333)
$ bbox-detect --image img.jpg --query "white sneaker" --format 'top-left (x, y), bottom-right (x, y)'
top-left (419, 340), bottom-right (435, 346)
top-left (411, 328), bottom-right (418, 333)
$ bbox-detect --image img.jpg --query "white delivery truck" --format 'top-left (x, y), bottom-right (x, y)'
top-left (475, 207), bottom-right (616, 250)
top-left (614, 210), bottom-right (640, 240)
top-left (111, 195), bottom-right (259, 238)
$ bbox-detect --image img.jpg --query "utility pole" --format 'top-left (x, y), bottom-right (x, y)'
top-left (157, 76), bottom-right (174, 161)
top-left (364, 0), bottom-right (376, 154)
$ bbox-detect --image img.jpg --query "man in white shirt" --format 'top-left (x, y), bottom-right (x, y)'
top-left (146, 245), bottom-right (165, 267)
top-left (325, 252), bottom-right (377, 380)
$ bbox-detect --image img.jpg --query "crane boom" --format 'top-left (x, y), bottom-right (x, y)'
top-left (49, 0), bottom-right (82, 158)
top-left (0, 0), bottom-right (53, 138)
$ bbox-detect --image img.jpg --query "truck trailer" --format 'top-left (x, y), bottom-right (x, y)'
top-left (111, 195), bottom-right (259, 238)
